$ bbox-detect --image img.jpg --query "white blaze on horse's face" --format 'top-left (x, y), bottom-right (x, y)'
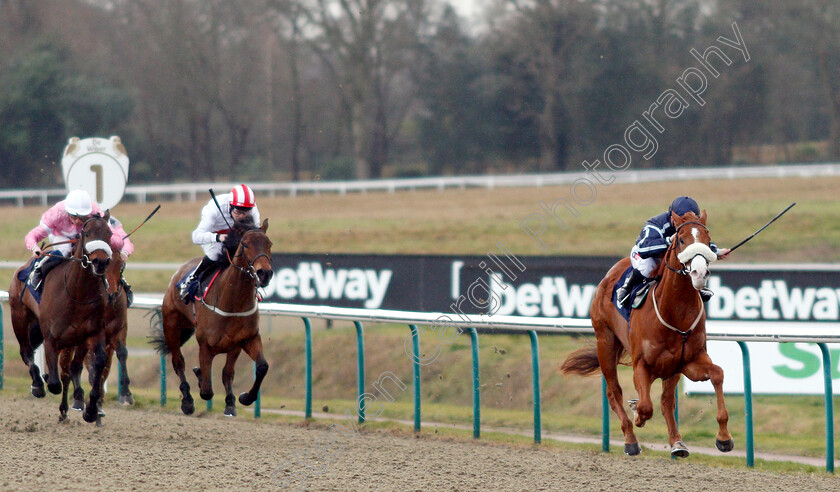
top-left (689, 254), bottom-right (710, 290)
top-left (676, 226), bottom-right (717, 291)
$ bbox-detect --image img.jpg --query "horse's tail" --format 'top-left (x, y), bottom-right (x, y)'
top-left (147, 328), bottom-right (170, 355)
top-left (560, 344), bottom-right (603, 376)
top-left (147, 326), bottom-right (195, 355)
top-left (147, 311), bottom-right (195, 355)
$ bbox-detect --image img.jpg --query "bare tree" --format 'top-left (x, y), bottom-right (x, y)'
top-left (293, 0), bottom-right (430, 178)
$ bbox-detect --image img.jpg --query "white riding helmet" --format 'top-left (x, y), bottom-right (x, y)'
top-left (64, 189), bottom-right (93, 216)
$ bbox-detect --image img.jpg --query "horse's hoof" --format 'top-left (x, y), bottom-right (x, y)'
top-left (47, 382), bottom-right (62, 395)
top-left (715, 438), bottom-right (735, 453)
top-left (31, 385), bottom-right (46, 398)
top-left (119, 394), bottom-right (135, 406)
top-left (98, 407), bottom-right (106, 417)
top-left (82, 409), bottom-right (98, 423)
top-left (95, 418), bottom-right (104, 428)
top-left (72, 400), bottom-right (85, 411)
top-left (224, 406), bottom-right (237, 417)
top-left (670, 441), bottom-right (690, 458)
top-left (238, 392), bottom-right (254, 406)
top-left (199, 391), bottom-right (213, 401)
top-left (181, 400), bottom-right (195, 416)
top-left (624, 443), bottom-right (642, 456)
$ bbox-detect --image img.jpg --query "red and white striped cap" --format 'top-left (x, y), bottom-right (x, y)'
top-left (230, 184), bottom-right (255, 208)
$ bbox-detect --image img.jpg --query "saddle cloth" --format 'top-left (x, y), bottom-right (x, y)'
top-left (16, 263), bottom-right (42, 304)
top-left (612, 266), bottom-right (654, 322)
top-left (177, 266), bottom-right (222, 304)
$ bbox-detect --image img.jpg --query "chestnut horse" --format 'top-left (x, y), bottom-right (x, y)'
top-left (68, 249), bottom-right (135, 414)
top-left (151, 219), bottom-right (273, 417)
top-left (8, 213), bottom-right (114, 423)
top-left (561, 210), bottom-right (734, 457)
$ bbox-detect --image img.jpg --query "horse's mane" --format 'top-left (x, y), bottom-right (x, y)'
top-left (220, 218), bottom-right (259, 265)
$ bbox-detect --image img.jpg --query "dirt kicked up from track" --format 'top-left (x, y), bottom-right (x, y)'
top-left (0, 396), bottom-right (836, 492)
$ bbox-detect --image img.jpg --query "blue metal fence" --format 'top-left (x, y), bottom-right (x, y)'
top-left (0, 293), bottom-right (836, 471)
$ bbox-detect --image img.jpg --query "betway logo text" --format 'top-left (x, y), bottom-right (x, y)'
top-left (707, 276), bottom-right (840, 321)
top-left (486, 275), bottom-right (840, 321)
top-left (262, 262), bottom-right (392, 309)
top-left (489, 276), bottom-right (595, 317)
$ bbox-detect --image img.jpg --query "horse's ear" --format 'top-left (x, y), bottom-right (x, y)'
top-left (670, 210), bottom-right (682, 226)
top-left (261, 218), bottom-right (268, 232)
top-left (104, 209), bottom-right (111, 221)
top-left (699, 209), bottom-right (707, 224)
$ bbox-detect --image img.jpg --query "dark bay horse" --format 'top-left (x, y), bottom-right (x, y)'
top-left (561, 210), bottom-right (734, 457)
top-left (151, 219), bottom-right (273, 417)
top-left (69, 249), bottom-right (135, 414)
top-left (9, 213), bottom-right (114, 423)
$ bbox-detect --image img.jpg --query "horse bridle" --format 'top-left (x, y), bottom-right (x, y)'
top-left (201, 229), bottom-right (271, 317)
top-left (658, 219), bottom-right (711, 367)
top-left (663, 220), bottom-right (711, 275)
top-left (63, 216), bottom-right (113, 304)
top-left (226, 229), bottom-right (272, 281)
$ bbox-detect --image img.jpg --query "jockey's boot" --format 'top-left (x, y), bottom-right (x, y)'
top-left (180, 256), bottom-right (215, 303)
top-left (27, 258), bottom-right (45, 290)
top-left (616, 268), bottom-right (646, 309)
top-left (699, 288), bottom-right (714, 303)
top-left (28, 254), bottom-right (60, 291)
top-left (121, 276), bottom-right (134, 307)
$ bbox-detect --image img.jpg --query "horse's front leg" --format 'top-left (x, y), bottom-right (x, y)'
top-left (595, 334), bottom-right (639, 454)
top-left (682, 352), bottom-right (734, 452)
top-left (93, 342), bottom-right (117, 416)
top-left (83, 333), bottom-right (107, 424)
top-left (660, 375), bottom-right (688, 457)
top-left (631, 359), bottom-right (655, 428)
top-left (43, 336), bottom-right (62, 395)
top-left (239, 335), bottom-right (268, 407)
top-left (58, 348), bottom-right (73, 421)
top-left (115, 341), bottom-right (134, 405)
top-left (70, 346), bottom-right (89, 412)
top-left (17, 323), bottom-right (45, 397)
top-left (222, 348), bottom-right (242, 417)
top-left (194, 343), bottom-right (214, 401)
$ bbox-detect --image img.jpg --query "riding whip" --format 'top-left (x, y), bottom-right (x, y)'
top-left (123, 204), bottom-right (161, 239)
top-left (728, 202), bottom-right (796, 253)
top-left (209, 188), bottom-right (234, 231)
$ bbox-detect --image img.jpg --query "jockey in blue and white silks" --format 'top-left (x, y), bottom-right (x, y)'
top-left (616, 196), bottom-right (730, 309)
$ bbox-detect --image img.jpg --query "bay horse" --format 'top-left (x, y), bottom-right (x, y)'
top-left (151, 219), bottom-right (273, 417)
top-left (68, 249), bottom-right (135, 414)
top-left (561, 210), bottom-right (734, 457)
top-left (8, 212), bottom-right (114, 424)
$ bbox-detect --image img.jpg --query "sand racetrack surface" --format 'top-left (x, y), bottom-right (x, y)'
top-left (0, 396), bottom-right (837, 491)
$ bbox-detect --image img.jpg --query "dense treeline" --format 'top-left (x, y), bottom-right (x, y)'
top-left (0, 0), bottom-right (836, 187)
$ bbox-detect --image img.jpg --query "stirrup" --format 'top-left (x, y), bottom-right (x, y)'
top-left (179, 277), bottom-right (194, 302)
top-left (122, 278), bottom-right (134, 307)
top-left (27, 268), bottom-right (42, 290)
top-left (616, 288), bottom-right (631, 308)
top-left (699, 289), bottom-right (714, 302)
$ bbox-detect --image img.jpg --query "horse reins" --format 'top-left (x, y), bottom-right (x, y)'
top-left (60, 216), bottom-right (113, 304)
top-left (655, 219), bottom-right (710, 367)
top-left (201, 229), bottom-right (270, 317)
top-left (663, 220), bottom-right (710, 275)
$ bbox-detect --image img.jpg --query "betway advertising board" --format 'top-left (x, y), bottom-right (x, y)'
top-left (261, 254), bottom-right (840, 394)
